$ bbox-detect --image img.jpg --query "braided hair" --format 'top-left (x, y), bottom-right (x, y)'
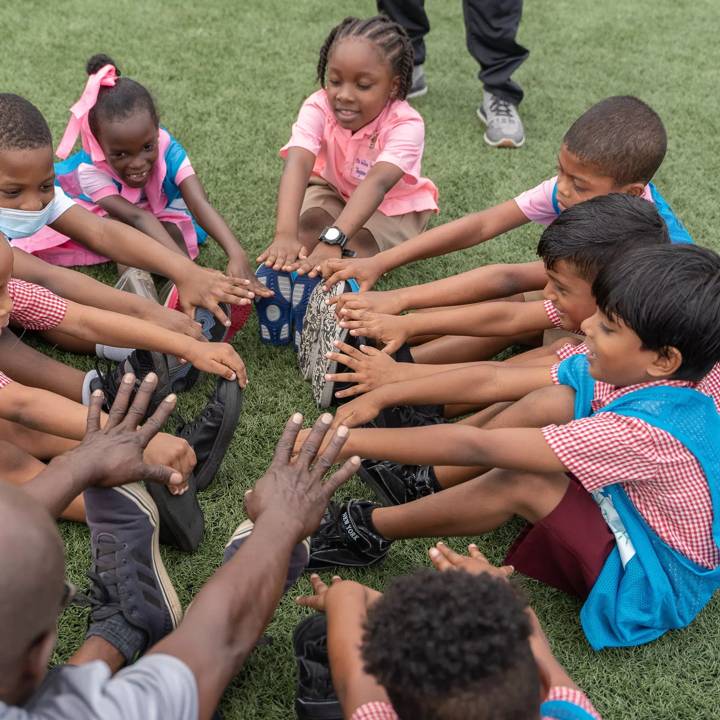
top-left (316, 15), bottom-right (414, 100)
top-left (85, 54), bottom-right (159, 137)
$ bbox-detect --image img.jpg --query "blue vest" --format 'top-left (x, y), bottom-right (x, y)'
top-left (540, 699), bottom-right (598, 720)
top-left (557, 354), bottom-right (720, 649)
top-left (550, 182), bottom-right (693, 244)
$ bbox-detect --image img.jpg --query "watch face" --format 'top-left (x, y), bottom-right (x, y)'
top-left (325, 227), bottom-right (341, 242)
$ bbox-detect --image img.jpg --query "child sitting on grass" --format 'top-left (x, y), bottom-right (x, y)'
top-left (320, 96), bottom-right (691, 366)
top-left (254, 15), bottom-right (438, 347)
top-left (0, 93), bottom-right (252, 331)
top-left (306, 244), bottom-right (720, 650)
top-left (297, 544), bottom-right (601, 720)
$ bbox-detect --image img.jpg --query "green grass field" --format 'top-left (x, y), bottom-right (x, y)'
top-left (4, 1), bottom-right (720, 718)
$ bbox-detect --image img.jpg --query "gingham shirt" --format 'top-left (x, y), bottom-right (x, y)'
top-left (0, 280), bottom-right (69, 390)
top-left (544, 299), bottom-right (563, 328)
top-left (350, 686), bottom-right (601, 719)
top-left (544, 372), bottom-right (718, 569)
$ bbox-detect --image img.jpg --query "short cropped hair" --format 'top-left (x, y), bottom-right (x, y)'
top-left (537, 193), bottom-right (670, 281)
top-left (593, 244), bottom-right (720, 381)
top-left (563, 96), bottom-right (667, 185)
top-left (0, 94), bottom-right (52, 151)
top-left (361, 570), bottom-right (540, 720)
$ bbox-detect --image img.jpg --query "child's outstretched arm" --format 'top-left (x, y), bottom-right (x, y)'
top-left (332, 363), bottom-right (554, 427)
top-left (50, 206), bottom-right (253, 327)
top-left (11, 247), bottom-right (203, 340)
top-left (338, 300), bottom-right (551, 354)
top-left (329, 260), bottom-right (547, 317)
top-left (295, 161), bottom-right (405, 277)
top-left (259, 147), bottom-right (317, 271)
top-left (59, 301), bottom-right (247, 385)
top-left (178, 175), bottom-right (271, 297)
top-left (320, 199), bottom-right (529, 291)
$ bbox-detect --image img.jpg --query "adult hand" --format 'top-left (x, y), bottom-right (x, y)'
top-left (319, 257), bottom-right (383, 292)
top-left (244, 413), bottom-right (360, 542)
top-left (176, 266), bottom-right (255, 328)
top-left (226, 252), bottom-right (274, 298)
top-left (329, 289), bottom-right (405, 318)
top-left (65, 372), bottom-right (188, 492)
top-left (325, 341), bottom-right (402, 399)
top-left (428, 541), bottom-right (514, 580)
top-left (338, 309), bottom-right (410, 354)
top-left (185, 341), bottom-right (248, 386)
top-left (256, 234), bottom-right (305, 272)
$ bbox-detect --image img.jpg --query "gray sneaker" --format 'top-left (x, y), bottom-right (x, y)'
top-left (476, 90), bottom-right (525, 148)
top-left (224, 519), bottom-right (310, 592)
top-left (84, 483), bottom-right (182, 654)
top-left (115, 267), bottom-right (159, 302)
top-left (407, 64), bottom-right (428, 100)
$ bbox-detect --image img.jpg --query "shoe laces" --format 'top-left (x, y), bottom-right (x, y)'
top-left (81, 536), bottom-right (127, 622)
top-left (489, 95), bottom-right (514, 118)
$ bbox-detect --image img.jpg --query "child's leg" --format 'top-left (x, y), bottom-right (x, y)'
top-left (0, 440), bottom-right (84, 521)
top-left (0, 417), bottom-right (79, 460)
top-left (410, 331), bottom-right (541, 364)
top-left (0, 330), bottom-right (85, 401)
top-left (371, 466), bottom-right (569, 539)
top-left (160, 221), bottom-right (190, 256)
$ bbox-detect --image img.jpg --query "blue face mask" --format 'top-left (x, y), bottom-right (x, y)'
top-left (0, 199), bottom-right (56, 239)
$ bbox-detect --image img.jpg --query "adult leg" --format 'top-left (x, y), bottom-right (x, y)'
top-left (462, 0), bottom-right (528, 105)
top-left (377, 0), bottom-right (430, 66)
top-left (0, 329), bottom-right (85, 401)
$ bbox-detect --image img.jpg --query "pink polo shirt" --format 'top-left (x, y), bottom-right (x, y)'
top-left (280, 89), bottom-right (439, 217)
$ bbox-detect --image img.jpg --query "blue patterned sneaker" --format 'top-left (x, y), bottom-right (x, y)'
top-left (224, 519), bottom-right (310, 591)
top-left (83, 483), bottom-right (182, 657)
top-left (291, 273), bottom-right (323, 352)
top-left (255, 265), bottom-right (293, 345)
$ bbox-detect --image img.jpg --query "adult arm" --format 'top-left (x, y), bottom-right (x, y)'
top-left (149, 414), bottom-right (360, 720)
top-left (320, 200), bottom-right (529, 291)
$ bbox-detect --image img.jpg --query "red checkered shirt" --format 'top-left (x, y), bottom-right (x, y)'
top-left (350, 687), bottom-right (601, 719)
top-left (8, 279), bottom-right (67, 331)
top-left (544, 299), bottom-right (563, 328)
top-left (545, 372), bottom-right (718, 569)
top-left (0, 280), bottom-right (68, 390)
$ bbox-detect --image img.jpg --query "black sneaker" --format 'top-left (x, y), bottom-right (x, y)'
top-left (146, 474), bottom-right (204, 552)
top-left (368, 404), bottom-right (446, 429)
top-left (308, 500), bottom-right (390, 570)
top-left (224, 519), bottom-right (309, 592)
top-left (83, 483), bottom-right (182, 654)
top-left (176, 377), bottom-right (243, 492)
top-left (294, 614), bottom-right (342, 720)
top-left (91, 350), bottom-right (173, 418)
top-left (359, 459), bottom-right (440, 506)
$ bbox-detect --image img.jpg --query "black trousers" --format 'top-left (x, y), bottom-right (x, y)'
top-left (377, 0), bottom-right (528, 105)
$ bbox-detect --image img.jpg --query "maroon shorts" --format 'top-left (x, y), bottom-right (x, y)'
top-left (505, 476), bottom-right (616, 598)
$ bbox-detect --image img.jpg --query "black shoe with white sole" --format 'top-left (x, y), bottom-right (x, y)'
top-left (359, 459), bottom-right (440, 506)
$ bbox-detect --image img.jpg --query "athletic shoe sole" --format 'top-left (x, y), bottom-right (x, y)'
top-left (115, 483), bottom-right (183, 628)
top-left (407, 85), bottom-right (428, 100)
top-left (146, 475), bottom-right (204, 552)
top-left (194, 379), bottom-right (243, 492)
top-left (114, 268), bottom-right (159, 302)
top-left (291, 274), bottom-right (322, 352)
top-left (255, 265), bottom-right (293, 345)
top-left (476, 106), bottom-right (525, 148)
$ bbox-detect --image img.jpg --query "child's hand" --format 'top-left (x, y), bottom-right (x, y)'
top-left (331, 391), bottom-right (384, 429)
top-left (144, 433), bottom-right (197, 493)
top-left (176, 266), bottom-right (254, 328)
top-left (296, 242), bottom-right (341, 277)
top-left (428, 541), bottom-right (514, 580)
top-left (145, 305), bottom-right (205, 342)
top-left (329, 289), bottom-right (405, 318)
top-left (338, 309), bottom-right (410, 354)
top-left (319, 257), bottom-right (384, 292)
top-left (325, 340), bottom-right (402, 399)
top-left (257, 234), bottom-right (305, 272)
top-left (295, 573), bottom-right (344, 612)
top-left (185, 341), bottom-right (248, 387)
top-left (226, 252), bottom-right (274, 298)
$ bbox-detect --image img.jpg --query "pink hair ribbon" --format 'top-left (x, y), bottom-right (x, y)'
top-left (56, 64), bottom-right (117, 161)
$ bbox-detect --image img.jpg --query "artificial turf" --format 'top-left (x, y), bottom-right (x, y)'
top-left (3, 1), bottom-right (720, 718)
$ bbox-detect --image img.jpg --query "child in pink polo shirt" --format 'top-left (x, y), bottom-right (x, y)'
top-left (255, 15), bottom-right (438, 347)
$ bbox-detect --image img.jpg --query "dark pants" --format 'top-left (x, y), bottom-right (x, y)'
top-left (377, 0), bottom-right (528, 105)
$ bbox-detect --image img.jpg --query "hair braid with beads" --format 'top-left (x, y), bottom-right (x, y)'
top-left (316, 15), bottom-right (414, 101)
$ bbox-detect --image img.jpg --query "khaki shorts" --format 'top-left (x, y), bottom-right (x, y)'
top-left (522, 290), bottom-right (584, 346)
top-left (300, 178), bottom-right (432, 252)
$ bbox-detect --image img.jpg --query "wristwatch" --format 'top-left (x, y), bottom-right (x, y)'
top-left (319, 226), bottom-right (356, 257)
